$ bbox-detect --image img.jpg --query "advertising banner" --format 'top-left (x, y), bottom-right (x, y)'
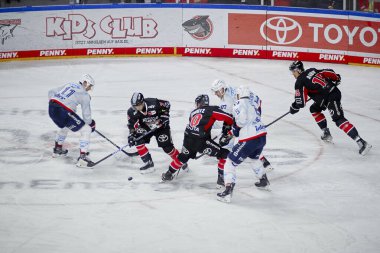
top-left (0, 7), bottom-right (182, 51)
top-left (1, 4), bottom-right (379, 66)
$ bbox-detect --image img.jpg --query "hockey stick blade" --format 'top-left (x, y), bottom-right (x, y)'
top-left (95, 130), bottom-right (138, 157)
top-left (89, 143), bottom-right (130, 168)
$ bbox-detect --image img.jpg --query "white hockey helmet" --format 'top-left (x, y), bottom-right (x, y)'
top-left (236, 85), bottom-right (251, 99)
top-left (80, 74), bottom-right (95, 87)
top-left (211, 79), bottom-right (227, 93)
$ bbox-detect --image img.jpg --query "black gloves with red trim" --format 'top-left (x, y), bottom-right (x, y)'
top-left (289, 102), bottom-right (300, 115)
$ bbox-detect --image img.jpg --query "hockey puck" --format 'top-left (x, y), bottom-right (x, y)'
top-left (128, 177), bottom-right (133, 181)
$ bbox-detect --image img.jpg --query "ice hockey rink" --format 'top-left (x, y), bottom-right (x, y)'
top-left (0, 56), bottom-right (379, 253)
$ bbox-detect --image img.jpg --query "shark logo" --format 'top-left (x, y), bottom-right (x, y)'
top-left (182, 15), bottom-right (213, 40)
top-left (0, 24), bottom-right (17, 45)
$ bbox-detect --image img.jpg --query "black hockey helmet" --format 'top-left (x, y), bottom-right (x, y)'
top-left (195, 94), bottom-right (209, 107)
top-left (289, 60), bottom-right (304, 72)
top-left (131, 92), bottom-right (144, 107)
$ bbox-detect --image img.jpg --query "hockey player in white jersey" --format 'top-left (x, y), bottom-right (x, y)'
top-left (217, 85), bottom-right (270, 203)
top-left (211, 79), bottom-right (273, 172)
top-left (48, 74), bottom-right (96, 167)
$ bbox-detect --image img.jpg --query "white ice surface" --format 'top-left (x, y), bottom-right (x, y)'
top-left (0, 57), bottom-right (379, 253)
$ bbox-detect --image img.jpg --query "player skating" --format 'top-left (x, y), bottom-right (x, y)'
top-left (211, 79), bottom-right (273, 171)
top-left (288, 61), bottom-right (372, 155)
top-left (217, 86), bottom-right (270, 203)
top-left (127, 92), bottom-right (185, 174)
top-left (48, 74), bottom-right (96, 167)
top-left (161, 94), bottom-right (233, 188)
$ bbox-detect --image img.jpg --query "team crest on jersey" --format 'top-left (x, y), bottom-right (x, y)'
top-left (158, 134), bottom-right (168, 142)
top-left (295, 89), bottom-right (301, 97)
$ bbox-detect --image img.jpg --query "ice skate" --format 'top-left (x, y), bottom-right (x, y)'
top-left (261, 156), bottom-right (274, 173)
top-left (76, 152), bottom-right (95, 168)
top-left (357, 138), bottom-right (372, 156)
top-left (181, 163), bottom-right (189, 172)
top-left (140, 159), bottom-right (155, 174)
top-left (161, 170), bottom-right (175, 183)
top-left (216, 173), bottom-right (225, 189)
top-left (255, 174), bottom-right (271, 191)
top-left (321, 128), bottom-right (333, 143)
top-left (52, 142), bottom-right (68, 158)
top-left (217, 183), bottom-right (235, 203)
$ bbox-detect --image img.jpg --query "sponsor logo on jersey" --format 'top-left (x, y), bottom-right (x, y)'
top-left (0, 52), bottom-right (18, 59)
top-left (40, 50), bottom-right (66, 57)
top-left (184, 48), bottom-right (212, 55)
top-left (232, 49), bottom-right (260, 56)
top-left (67, 112), bottom-right (82, 125)
top-left (136, 48), bottom-right (163, 54)
top-left (261, 17), bottom-right (302, 45)
top-left (87, 49), bottom-right (114, 55)
top-left (233, 142), bottom-right (246, 157)
top-left (319, 54), bottom-right (345, 61)
top-left (182, 15), bottom-right (213, 40)
top-left (158, 134), bottom-right (168, 142)
top-left (0, 19), bottom-right (21, 45)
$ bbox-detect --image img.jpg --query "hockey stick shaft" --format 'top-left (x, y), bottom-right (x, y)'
top-left (264, 111), bottom-right (290, 128)
top-left (89, 143), bottom-right (130, 167)
top-left (95, 130), bottom-right (138, 157)
top-left (131, 119), bottom-right (170, 144)
top-left (265, 99), bottom-right (310, 128)
top-left (194, 134), bottom-right (221, 160)
top-left (90, 121), bottom-right (170, 167)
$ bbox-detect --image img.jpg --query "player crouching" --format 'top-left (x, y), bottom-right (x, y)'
top-left (127, 92), bottom-right (185, 174)
top-left (161, 94), bottom-right (233, 188)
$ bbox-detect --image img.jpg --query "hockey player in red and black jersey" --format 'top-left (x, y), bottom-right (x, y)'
top-left (127, 92), bottom-right (184, 174)
top-left (288, 61), bottom-right (372, 155)
top-left (161, 94), bottom-right (234, 187)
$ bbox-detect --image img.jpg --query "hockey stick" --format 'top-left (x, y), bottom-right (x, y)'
top-left (264, 111), bottom-right (290, 128)
top-left (265, 99), bottom-right (311, 128)
top-left (194, 134), bottom-right (221, 160)
top-left (89, 122), bottom-right (168, 167)
top-left (95, 130), bottom-right (138, 157)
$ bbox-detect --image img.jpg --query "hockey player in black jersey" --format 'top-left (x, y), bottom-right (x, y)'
top-left (127, 92), bottom-right (183, 174)
top-left (161, 94), bottom-right (234, 187)
top-left (288, 60), bottom-right (372, 155)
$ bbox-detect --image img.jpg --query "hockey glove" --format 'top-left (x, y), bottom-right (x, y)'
top-left (128, 134), bottom-right (136, 147)
top-left (335, 74), bottom-right (341, 86)
top-left (158, 114), bottom-right (170, 128)
top-left (289, 102), bottom-right (300, 115)
top-left (89, 120), bottom-right (96, 132)
top-left (232, 123), bottom-right (241, 137)
top-left (219, 133), bottom-right (233, 147)
top-left (222, 123), bottom-right (232, 135)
